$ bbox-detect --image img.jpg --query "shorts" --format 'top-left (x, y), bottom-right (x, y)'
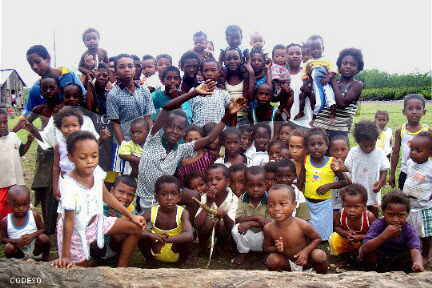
top-left (329, 232), bottom-right (361, 256)
top-left (409, 207), bottom-right (432, 237)
top-left (151, 242), bottom-right (180, 263)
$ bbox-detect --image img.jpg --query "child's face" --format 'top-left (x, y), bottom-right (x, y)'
top-left (182, 58), bottom-right (200, 79)
top-left (339, 55), bottom-right (359, 78)
top-left (245, 172), bottom-right (267, 200)
top-left (307, 134), bottom-right (328, 159)
top-left (134, 60), bottom-right (143, 80)
top-left (287, 45), bottom-right (302, 68)
top-left (61, 116), bottom-right (81, 138)
top-left (230, 170), bottom-right (245, 197)
top-left (163, 71), bottom-right (181, 92)
top-left (254, 127), bottom-right (270, 152)
top-left (269, 144), bottom-right (282, 162)
top-left (272, 48), bottom-right (287, 66)
top-left (240, 131), bottom-right (253, 152)
top-left (375, 114), bottom-right (388, 130)
top-left (156, 183), bottom-right (181, 211)
top-left (156, 57), bottom-right (172, 75)
top-left (185, 130), bottom-right (202, 143)
top-left (403, 99), bottom-right (426, 124)
top-left (95, 68), bottom-right (109, 88)
top-left (289, 135), bottom-right (306, 161)
top-left (131, 123), bottom-right (148, 146)
top-left (226, 31), bottom-right (242, 48)
top-left (250, 35), bottom-right (265, 48)
top-left (383, 203), bottom-right (409, 227)
top-left (142, 59), bottom-right (156, 78)
top-left (27, 53), bottom-right (50, 76)
top-left (83, 31), bottom-right (99, 51)
top-left (308, 39), bottom-right (323, 59)
top-left (193, 35), bottom-right (208, 53)
top-left (10, 194), bottom-right (30, 218)
top-left (0, 114), bottom-right (9, 136)
top-left (256, 87), bottom-right (272, 105)
top-left (202, 62), bottom-right (220, 81)
top-left (358, 139), bottom-right (376, 154)
top-left (268, 188), bottom-right (296, 222)
top-left (207, 168), bottom-right (229, 195)
top-left (251, 53), bottom-right (265, 73)
top-left (280, 147), bottom-right (290, 160)
top-left (225, 134), bottom-right (241, 157)
top-left (63, 85), bottom-right (82, 107)
top-left (111, 182), bottom-right (136, 208)
top-left (276, 167), bottom-right (297, 185)
top-left (40, 78), bottom-right (60, 101)
top-left (409, 136), bottom-right (431, 164)
top-left (116, 57), bottom-right (135, 82)
top-left (329, 139), bottom-right (349, 161)
top-left (224, 50), bottom-right (242, 72)
top-left (265, 171), bottom-right (277, 191)
top-left (68, 139), bottom-right (99, 176)
top-left (278, 126), bottom-right (293, 144)
top-left (342, 194), bottom-right (366, 219)
top-left (84, 54), bottom-right (96, 69)
top-left (190, 177), bottom-right (208, 195)
top-left (164, 115), bottom-right (187, 146)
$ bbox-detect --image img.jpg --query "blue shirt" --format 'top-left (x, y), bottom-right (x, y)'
top-left (151, 89), bottom-right (192, 123)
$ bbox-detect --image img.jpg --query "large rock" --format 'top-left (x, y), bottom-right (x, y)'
top-left (0, 259), bottom-right (430, 288)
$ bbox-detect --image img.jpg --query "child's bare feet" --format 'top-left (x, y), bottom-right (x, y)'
top-left (231, 254), bottom-right (247, 265)
top-left (294, 111), bottom-right (305, 120)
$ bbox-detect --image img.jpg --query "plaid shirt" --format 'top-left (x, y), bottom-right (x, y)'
top-left (189, 88), bottom-right (231, 127)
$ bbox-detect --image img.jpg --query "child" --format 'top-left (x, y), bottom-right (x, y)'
top-left (229, 163), bottom-right (246, 197)
top-left (118, 118), bottom-right (149, 177)
top-left (240, 125), bottom-right (254, 156)
top-left (268, 140), bottom-right (285, 162)
top-left (329, 184), bottom-right (376, 261)
top-left (80, 52), bottom-right (97, 84)
top-left (360, 191), bottom-right (424, 272)
top-left (232, 166), bottom-right (271, 265)
top-left (345, 121), bottom-right (390, 217)
top-left (131, 55), bottom-right (143, 81)
top-left (184, 173), bottom-right (208, 196)
top-left (271, 45), bottom-right (289, 81)
top-left (249, 32), bottom-right (265, 51)
top-left (195, 164), bottom-right (239, 255)
top-left (0, 109), bottom-right (33, 219)
top-left (0, 186), bottom-right (50, 261)
top-left (53, 131), bottom-right (145, 268)
top-left (263, 184), bottom-right (328, 273)
top-left (140, 176), bottom-right (193, 264)
top-left (280, 145), bottom-right (290, 161)
top-left (390, 94), bottom-right (430, 190)
top-left (179, 51), bottom-right (200, 93)
top-left (264, 162), bottom-right (278, 192)
top-left (78, 28), bottom-right (108, 78)
top-left (277, 122), bottom-right (295, 146)
top-left (248, 123), bottom-right (272, 167)
top-left (142, 55), bottom-right (156, 78)
top-left (288, 128), bottom-right (307, 177)
top-left (215, 128), bottom-right (246, 168)
top-left (250, 47), bottom-right (272, 89)
top-left (299, 128), bottom-right (348, 241)
top-left (251, 83), bottom-right (278, 124)
top-left (295, 35), bottom-right (336, 119)
top-left (403, 132), bottom-right (432, 264)
top-left (272, 71), bottom-right (294, 121)
top-left (192, 31), bottom-right (212, 61)
top-left (375, 110), bottom-right (392, 158)
top-left (225, 25), bottom-right (243, 50)
top-left (146, 54), bottom-right (172, 92)
top-left (329, 136), bottom-right (350, 211)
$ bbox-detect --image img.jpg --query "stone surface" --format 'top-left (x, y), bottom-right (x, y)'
top-left (0, 259), bottom-right (431, 288)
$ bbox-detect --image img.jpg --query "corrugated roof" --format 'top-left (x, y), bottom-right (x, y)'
top-left (0, 69), bottom-right (26, 87)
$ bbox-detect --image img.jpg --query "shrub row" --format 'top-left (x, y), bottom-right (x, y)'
top-left (360, 87), bottom-right (431, 101)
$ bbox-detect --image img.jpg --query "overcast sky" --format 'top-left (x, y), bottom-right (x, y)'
top-left (1, 0), bottom-right (431, 87)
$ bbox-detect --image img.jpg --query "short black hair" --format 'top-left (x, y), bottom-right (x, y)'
top-left (414, 131), bottom-right (432, 147)
top-left (130, 117), bottom-right (149, 131)
top-left (305, 127), bottom-right (329, 146)
top-left (8, 185), bottom-right (31, 201)
top-left (279, 122), bottom-right (295, 132)
top-left (26, 45), bottom-right (50, 59)
top-left (40, 74), bottom-right (60, 90)
top-left (82, 28), bottom-right (100, 41)
top-left (272, 44), bottom-right (286, 56)
top-left (403, 94), bottom-right (426, 109)
top-left (54, 107), bottom-right (84, 129)
top-left (131, 54), bottom-right (141, 62)
top-left (156, 54), bottom-right (172, 64)
top-left (207, 163), bottom-right (229, 179)
top-left (168, 109), bottom-right (188, 123)
top-left (253, 123), bottom-right (271, 138)
top-left (336, 48), bottom-right (364, 72)
top-left (245, 166), bottom-right (265, 179)
top-left (108, 56), bottom-right (117, 63)
top-left (268, 140), bottom-right (285, 151)
top-left (154, 175), bottom-right (179, 196)
top-left (114, 175), bottom-right (137, 189)
top-left (66, 131), bottom-right (97, 154)
top-left (239, 125), bottom-right (254, 135)
top-left (184, 125), bottom-right (203, 139)
top-left (201, 58), bottom-right (219, 72)
top-left (268, 184), bottom-right (296, 202)
top-left (193, 31), bottom-right (207, 40)
top-left (264, 162), bottom-right (278, 173)
top-left (225, 25), bottom-right (242, 37)
top-left (340, 184), bottom-right (368, 204)
top-left (375, 110), bottom-right (389, 120)
top-left (249, 46), bottom-right (266, 59)
top-left (179, 51), bottom-right (201, 68)
top-left (330, 135), bottom-right (349, 147)
top-left (142, 55), bottom-right (155, 62)
top-left (286, 43), bottom-right (302, 50)
top-left (229, 163), bottom-right (246, 174)
top-left (114, 54), bottom-right (133, 70)
top-left (307, 35), bottom-right (324, 47)
top-left (97, 62), bottom-right (109, 70)
top-left (161, 66), bottom-right (181, 80)
top-left (353, 120), bottom-right (379, 143)
top-left (184, 172), bottom-right (205, 189)
top-left (63, 83), bottom-right (84, 99)
top-left (275, 159), bottom-right (296, 174)
top-left (382, 191), bottom-right (410, 213)
top-left (221, 127), bottom-right (241, 144)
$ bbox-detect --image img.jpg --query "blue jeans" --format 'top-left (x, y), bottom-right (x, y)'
top-left (311, 67), bottom-right (336, 114)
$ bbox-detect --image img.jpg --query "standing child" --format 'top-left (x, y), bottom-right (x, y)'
top-left (390, 94), bottom-right (430, 190)
top-left (215, 128), bottom-right (246, 168)
top-left (263, 184), bottom-right (328, 273)
top-left (78, 28), bottom-right (108, 78)
top-left (0, 186), bottom-right (50, 261)
top-left (248, 123), bottom-right (272, 167)
top-left (229, 164), bottom-right (246, 198)
top-left (345, 121), bottom-right (390, 217)
top-left (192, 31), bottom-right (212, 61)
top-left (251, 83), bottom-right (278, 125)
top-left (329, 136), bottom-right (350, 212)
top-left (375, 110), bottom-right (392, 158)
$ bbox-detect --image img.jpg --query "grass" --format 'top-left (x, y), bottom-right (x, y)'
top-left (4, 102), bottom-right (432, 270)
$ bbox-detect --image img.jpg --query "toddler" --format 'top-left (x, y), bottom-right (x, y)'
top-left (375, 110), bottom-right (392, 157)
top-left (142, 55), bottom-right (156, 78)
top-left (215, 128), bottom-right (246, 167)
top-left (329, 136), bottom-right (350, 211)
top-left (79, 28), bottom-right (108, 78)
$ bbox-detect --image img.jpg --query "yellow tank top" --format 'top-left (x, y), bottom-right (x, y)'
top-left (304, 155), bottom-right (335, 200)
top-left (151, 205), bottom-right (184, 236)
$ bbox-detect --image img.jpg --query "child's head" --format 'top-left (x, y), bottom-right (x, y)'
top-left (114, 54), bottom-right (135, 82)
top-left (276, 159), bottom-right (297, 185)
top-left (268, 184), bottom-right (296, 221)
top-left (278, 122), bottom-right (295, 144)
top-left (403, 94), bottom-right (426, 124)
top-left (223, 47), bottom-right (243, 72)
top-left (82, 28), bottom-right (100, 51)
top-left (301, 42), bottom-right (311, 63)
top-left (239, 126), bottom-right (254, 152)
top-left (229, 163), bottom-right (246, 197)
top-left (179, 51), bottom-right (200, 79)
top-left (340, 184), bottom-right (368, 218)
top-left (374, 110), bottom-right (389, 131)
top-left (154, 175), bottom-right (181, 211)
top-left (222, 127), bottom-right (242, 157)
top-left (206, 164), bottom-right (230, 194)
top-left (202, 122), bottom-right (220, 151)
top-left (225, 25), bottom-right (242, 48)
top-left (264, 162), bottom-right (278, 191)
top-left (156, 54), bottom-right (173, 76)
top-left (409, 132), bottom-right (432, 164)
top-left (108, 56), bottom-right (116, 74)
top-left (66, 131), bottom-right (99, 175)
top-left (164, 109), bottom-right (188, 146)
top-left (161, 66), bottom-right (181, 92)
top-left (245, 166), bottom-right (267, 200)
top-left (95, 63), bottom-right (110, 89)
top-left (381, 191), bottom-right (410, 226)
top-left (353, 120), bottom-right (379, 154)
top-left (336, 48), bottom-right (364, 79)
top-left (184, 125), bottom-right (203, 143)
top-left (111, 175), bottom-right (137, 208)
top-left (286, 43), bottom-right (303, 67)
top-left (26, 45), bottom-right (51, 76)
top-left (306, 35), bottom-right (324, 59)
top-left (193, 31), bottom-right (208, 53)
top-left (249, 32), bottom-right (265, 49)
top-left (201, 59), bottom-right (220, 81)
top-left (280, 146), bottom-right (290, 160)
top-left (130, 118), bottom-right (149, 146)
top-left (250, 47), bottom-right (266, 74)
top-left (268, 140), bottom-right (285, 162)
top-left (253, 123), bottom-right (271, 152)
top-left (142, 55), bottom-right (156, 78)
top-left (329, 135), bottom-right (349, 161)
top-left (83, 52), bottom-right (96, 70)
top-left (0, 109), bottom-right (8, 136)
top-left (272, 44), bottom-right (287, 66)
top-left (305, 127), bottom-right (329, 159)
top-left (8, 185), bottom-right (31, 217)
top-left (40, 75), bottom-right (61, 102)
top-left (185, 172), bottom-right (208, 196)
top-left (131, 55), bottom-right (143, 80)
top-left (288, 128), bottom-right (307, 162)
top-left (54, 107), bottom-right (83, 138)
top-left (63, 83), bottom-right (84, 107)
top-left (256, 83), bottom-right (273, 105)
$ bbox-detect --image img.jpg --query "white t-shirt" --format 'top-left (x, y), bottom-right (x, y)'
top-left (248, 151), bottom-right (269, 167)
top-left (0, 132), bottom-right (24, 188)
top-left (345, 147), bottom-right (390, 206)
top-left (289, 71), bottom-right (313, 128)
top-left (196, 188), bottom-right (239, 222)
top-left (144, 73), bottom-right (162, 91)
top-left (403, 159), bottom-right (432, 209)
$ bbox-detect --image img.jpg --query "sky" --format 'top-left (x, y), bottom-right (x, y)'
top-left (1, 0), bottom-right (431, 87)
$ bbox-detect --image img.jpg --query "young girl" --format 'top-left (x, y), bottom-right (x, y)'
top-left (288, 128), bottom-right (307, 177)
top-left (215, 128), bottom-right (246, 168)
top-left (248, 123), bottom-right (272, 167)
top-left (345, 121), bottom-right (390, 217)
top-left (271, 44), bottom-right (289, 81)
top-left (251, 83), bottom-right (278, 125)
top-left (268, 140), bottom-right (285, 162)
top-left (184, 172), bottom-right (208, 196)
top-left (329, 136), bottom-right (350, 212)
top-left (52, 131), bottom-right (145, 268)
top-left (390, 94), bottom-right (430, 190)
top-left (276, 122), bottom-right (295, 146)
top-left (299, 128), bottom-right (348, 241)
top-left (375, 110), bottom-right (392, 158)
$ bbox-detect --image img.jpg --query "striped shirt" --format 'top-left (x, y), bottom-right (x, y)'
top-left (175, 151), bottom-right (217, 186)
top-left (189, 88), bottom-right (231, 127)
top-left (313, 102), bottom-right (358, 132)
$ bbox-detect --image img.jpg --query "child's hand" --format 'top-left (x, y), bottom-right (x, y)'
top-left (294, 250), bottom-right (308, 266)
top-left (265, 60), bottom-right (272, 70)
top-left (412, 261), bottom-right (424, 272)
top-left (244, 56), bottom-right (253, 73)
top-left (130, 215), bottom-right (146, 229)
top-left (20, 234), bottom-right (35, 246)
top-left (228, 98), bottom-right (247, 116)
top-left (196, 80), bottom-right (216, 95)
top-left (100, 128), bottom-right (111, 140)
top-left (330, 158), bottom-right (344, 172)
top-left (316, 184), bottom-right (332, 195)
top-left (51, 257), bottom-right (74, 268)
top-left (372, 181), bottom-right (382, 193)
top-left (388, 175), bottom-right (396, 188)
top-left (382, 224), bottom-right (401, 239)
top-left (238, 222), bottom-right (251, 234)
top-left (275, 237), bottom-right (284, 253)
top-left (255, 215), bottom-right (267, 227)
top-left (206, 187), bottom-right (217, 203)
top-left (149, 233), bottom-right (165, 244)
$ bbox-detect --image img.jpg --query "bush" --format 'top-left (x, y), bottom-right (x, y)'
top-left (360, 87), bottom-right (431, 101)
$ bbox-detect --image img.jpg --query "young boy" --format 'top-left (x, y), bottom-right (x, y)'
top-left (142, 55), bottom-right (156, 79)
top-left (232, 166), bottom-right (271, 265)
top-left (360, 191), bottom-right (424, 272)
top-left (78, 28), bottom-right (109, 77)
top-left (0, 186), bottom-right (50, 261)
top-left (263, 184), bottom-right (328, 273)
top-left (229, 163), bottom-right (247, 198)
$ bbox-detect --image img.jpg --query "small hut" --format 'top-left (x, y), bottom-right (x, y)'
top-left (0, 69), bottom-right (26, 108)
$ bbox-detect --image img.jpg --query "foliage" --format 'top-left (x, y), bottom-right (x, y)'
top-left (355, 69), bottom-right (431, 89)
top-left (361, 86), bottom-right (431, 101)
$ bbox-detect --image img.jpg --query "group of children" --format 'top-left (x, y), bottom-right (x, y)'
top-left (0, 25), bottom-right (430, 274)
